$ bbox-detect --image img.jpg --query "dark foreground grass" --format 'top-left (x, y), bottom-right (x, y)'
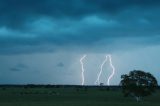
top-left (0, 87), bottom-right (160, 106)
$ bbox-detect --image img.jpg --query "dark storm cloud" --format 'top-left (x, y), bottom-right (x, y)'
top-left (10, 63), bottom-right (28, 71)
top-left (0, 0), bottom-right (160, 54)
top-left (10, 68), bottom-right (21, 71)
top-left (57, 62), bottom-right (64, 67)
top-left (1, 0), bottom-right (160, 28)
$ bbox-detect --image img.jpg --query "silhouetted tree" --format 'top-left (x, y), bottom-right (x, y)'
top-left (120, 70), bottom-right (158, 102)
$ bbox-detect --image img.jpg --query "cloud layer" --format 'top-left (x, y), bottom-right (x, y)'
top-left (0, 0), bottom-right (160, 54)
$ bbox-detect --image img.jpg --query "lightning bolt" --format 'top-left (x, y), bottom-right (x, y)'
top-left (95, 55), bottom-right (108, 85)
top-left (95, 54), bottom-right (115, 86)
top-left (107, 55), bottom-right (115, 86)
top-left (80, 55), bottom-right (87, 85)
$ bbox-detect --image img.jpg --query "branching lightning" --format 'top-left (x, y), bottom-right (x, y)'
top-left (107, 55), bottom-right (115, 86)
top-left (95, 54), bottom-right (115, 86)
top-left (80, 55), bottom-right (87, 85)
top-left (95, 56), bottom-right (108, 85)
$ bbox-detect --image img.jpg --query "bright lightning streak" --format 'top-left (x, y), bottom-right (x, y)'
top-left (80, 55), bottom-right (87, 85)
top-left (107, 55), bottom-right (115, 86)
top-left (95, 54), bottom-right (115, 86)
top-left (95, 56), bottom-right (108, 85)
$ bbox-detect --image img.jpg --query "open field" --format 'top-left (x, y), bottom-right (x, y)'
top-left (0, 85), bottom-right (160, 106)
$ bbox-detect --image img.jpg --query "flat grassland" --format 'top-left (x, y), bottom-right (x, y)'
top-left (0, 86), bottom-right (159, 106)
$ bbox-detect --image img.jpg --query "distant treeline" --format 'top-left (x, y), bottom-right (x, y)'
top-left (0, 84), bottom-right (121, 89)
top-left (0, 84), bottom-right (159, 89)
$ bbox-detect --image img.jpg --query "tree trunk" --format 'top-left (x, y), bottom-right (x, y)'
top-left (135, 96), bottom-right (141, 102)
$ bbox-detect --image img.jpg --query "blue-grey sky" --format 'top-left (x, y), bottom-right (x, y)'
top-left (0, 0), bottom-right (160, 85)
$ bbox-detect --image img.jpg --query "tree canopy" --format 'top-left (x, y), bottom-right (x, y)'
top-left (120, 70), bottom-right (158, 101)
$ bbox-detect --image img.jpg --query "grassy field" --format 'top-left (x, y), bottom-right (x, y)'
top-left (0, 86), bottom-right (160, 106)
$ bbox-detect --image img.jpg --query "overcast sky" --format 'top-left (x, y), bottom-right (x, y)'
top-left (0, 0), bottom-right (160, 85)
